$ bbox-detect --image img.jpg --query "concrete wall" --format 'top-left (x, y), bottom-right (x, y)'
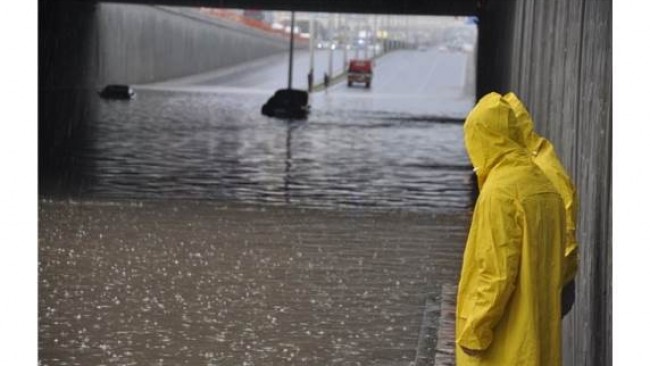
top-left (477, 1), bottom-right (612, 365)
top-left (39, 0), bottom-right (100, 194)
top-left (97, 4), bottom-right (293, 84)
top-left (40, 2), bottom-right (293, 88)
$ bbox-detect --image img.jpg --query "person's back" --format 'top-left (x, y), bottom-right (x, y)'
top-left (504, 93), bottom-right (578, 299)
top-left (456, 93), bottom-right (566, 365)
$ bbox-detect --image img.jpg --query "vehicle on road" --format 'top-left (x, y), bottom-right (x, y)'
top-left (347, 60), bottom-right (373, 88)
top-left (261, 89), bottom-right (310, 119)
top-left (99, 85), bottom-right (135, 100)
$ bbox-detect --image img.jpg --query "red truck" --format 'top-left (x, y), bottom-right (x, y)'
top-left (347, 60), bottom-right (373, 88)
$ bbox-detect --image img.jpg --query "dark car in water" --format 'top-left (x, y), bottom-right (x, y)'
top-left (261, 89), bottom-right (310, 119)
top-left (99, 85), bottom-right (135, 100)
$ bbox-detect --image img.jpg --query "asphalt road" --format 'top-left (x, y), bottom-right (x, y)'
top-left (141, 47), bottom-right (476, 118)
top-left (316, 48), bottom-right (475, 117)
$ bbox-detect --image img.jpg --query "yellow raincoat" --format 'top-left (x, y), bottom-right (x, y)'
top-left (456, 93), bottom-right (566, 365)
top-left (503, 92), bottom-right (578, 285)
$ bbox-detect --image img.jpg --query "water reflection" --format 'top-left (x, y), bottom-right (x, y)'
top-left (284, 120), bottom-right (303, 204)
top-left (42, 88), bottom-right (473, 211)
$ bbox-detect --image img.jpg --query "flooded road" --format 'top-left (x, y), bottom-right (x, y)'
top-left (44, 49), bottom-right (475, 212)
top-left (39, 200), bottom-right (469, 366)
top-left (80, 89), bottom-right (472, 210)
top-left (40, 47), bottom-right (475, 365)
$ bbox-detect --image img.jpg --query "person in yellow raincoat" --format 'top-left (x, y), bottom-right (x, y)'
top-left (504, 92), bottom-right (579, 316)
top-left (456, 92), bottom-right (566, 365)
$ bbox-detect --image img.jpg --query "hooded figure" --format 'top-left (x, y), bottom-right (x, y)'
top-left (456, 93), bottom-right (566, 365)
top-left (503, 92), bottom-right (579, 291)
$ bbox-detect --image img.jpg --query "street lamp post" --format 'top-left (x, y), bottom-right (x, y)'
top-left (288, 10), bottom-right (295, 89)
top-left (308, 13), bottom-right (315, 91)
top-left (355, 21), bottom-right (360, 59)
top-left (373, 15), bottom-right (378, 58)
top-left (328, 13), bottom-right (334, 78)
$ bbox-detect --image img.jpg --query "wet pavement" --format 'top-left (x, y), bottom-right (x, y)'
top-left (39, 200), bottom-right (468, 365)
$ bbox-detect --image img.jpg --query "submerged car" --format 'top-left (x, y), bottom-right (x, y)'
top-left (261, 89), bottom-right (310, 119)
top-left (99, 84), bottom-right (135, 100)
top-left (347, 59), bottom-right (373, 88)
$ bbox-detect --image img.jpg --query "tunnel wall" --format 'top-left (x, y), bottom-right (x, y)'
top-left (477, 1), bottom-right (612, 365)
top-left (39, 0), bottom-right (101, 194)
top-left (96, 4), bottom-right (293, 85)
top-left (40, 1), bottom-right (293, 89)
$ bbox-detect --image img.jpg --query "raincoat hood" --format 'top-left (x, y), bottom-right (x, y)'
top-left (464, 92), bottom-right (527, 189)
top-left (504, 91), bottom-right (579, 286)
top-left (503, 92), bottom-right (544, 154)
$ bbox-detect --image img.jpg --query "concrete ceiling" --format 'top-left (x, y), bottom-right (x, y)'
top-left (87, 0), bottom-right (479, 16)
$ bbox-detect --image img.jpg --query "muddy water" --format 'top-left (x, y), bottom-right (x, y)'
top-left (39, 200), bottom-right (469, 365)
top-left (53, 88), bottom-right (473, 211)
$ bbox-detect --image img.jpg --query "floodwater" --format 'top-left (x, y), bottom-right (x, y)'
top-left (39, 48), bottom-right (476, 365)
top-left (39, 200), bottom-right (469, 366)
top-left (41, 47), bottom-right (476, 211)
top-left (50, 85), bottom-right (473, 211)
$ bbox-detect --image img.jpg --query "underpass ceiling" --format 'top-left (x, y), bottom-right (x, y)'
top-left (87, 0), bottom-right (479, 16)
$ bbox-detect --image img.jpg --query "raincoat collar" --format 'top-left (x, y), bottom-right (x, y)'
top-left (464, 92), bottom-right (529, 190)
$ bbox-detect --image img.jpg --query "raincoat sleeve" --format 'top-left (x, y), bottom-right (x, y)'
top-left (457, 194), bottom-right (522, 351)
